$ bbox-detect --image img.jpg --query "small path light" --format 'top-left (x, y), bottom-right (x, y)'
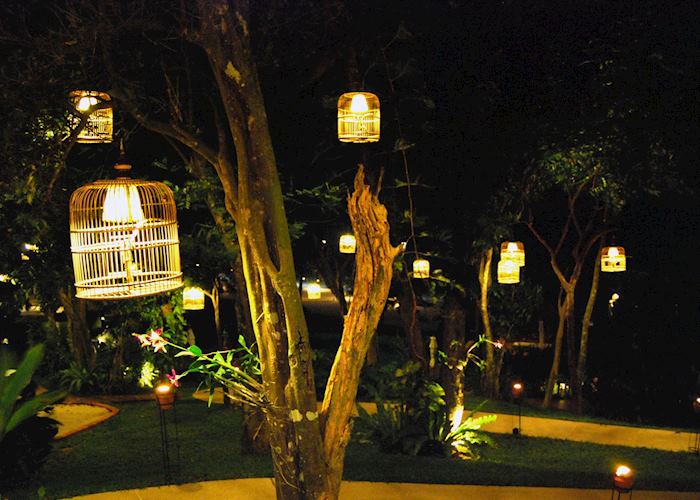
top-left (511, 382), bottom-right (524, 435)
top-left (154, 383), bottom-right (180, 483)
top-left (611, 465), bottom-right (635, 499)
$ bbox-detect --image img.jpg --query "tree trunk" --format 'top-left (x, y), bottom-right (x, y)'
top-left (58, 286), bottom-right (94, 371)
top-left (440, 292), bottom-right (466, 416)
top-left (543, 289), bottom-right (572, 408)
top-left (477, 248), bottom-right (497, 397)
top-left (576, 244), bottom-right (603, 413)
top-left (398, 269), bottom-right (424, 366)
top-left (565, 283), bottom-right (578, 402)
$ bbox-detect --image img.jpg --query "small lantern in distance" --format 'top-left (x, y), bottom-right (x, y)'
top-left (183, 287), bottom-right (205, 311)
top-left (413, 259), bottom-right (430, 279)
top-left (500, 241), bottom-right (525, 267)
top-left (497, 259), bottom-right (520, 284)
top-left (70, 90), bottom-right (113, 144)
top-left (154, 383), bottom-right (175, 411)
top-left (613, 465), bottom-right (635, 491)
top-left (601, 246), bottom-right (626, 272)
top-left (511, 382), bottom-right (524, 400)
top-left (339, 234), bottom-right (356, 254)
top-left (693, 396), bottom-right (700, 416)
top-left (337, 92), bottom-right (380, 143)
top-left (307, 283), bottom-right (321, 300)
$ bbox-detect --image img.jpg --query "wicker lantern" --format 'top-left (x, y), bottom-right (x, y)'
top-left (339, 234), bottom-right (356, 254)
top-left (306, 283), bottom-right (321, 300)
top-left (601, 246), bottom-right (626, 272)
top-left (413, 259), bottom-right (430, 279)
top-left (497, 259), bottom-right (520, 284)
top-left (500, 241), bottom-right (525, 267)
top-left (183, 287), bottom-right (205, 310)
top-left (613, 465), bottom-right (635, 491)
top-left (70, 90), bottom-right (113, 144)
top-left (337, 92), bottom-right (380, 143)
top-left (69, 164), bottom-right (182, 299)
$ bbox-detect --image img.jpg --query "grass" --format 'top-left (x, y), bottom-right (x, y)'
top-left (7, 395), bottom-right (700, 499)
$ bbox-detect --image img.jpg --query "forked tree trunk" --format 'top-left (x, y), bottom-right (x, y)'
top-left (576, 244), bottom-right (603, 413)
top-left (543, 289), bottom-right (572, 408)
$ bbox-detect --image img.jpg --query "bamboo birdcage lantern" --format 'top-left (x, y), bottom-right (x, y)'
top-left (500, 241), bottom-right (525, 267)
top-left (70, 90), bottom-right (113, 144)
top-left (337, 92), bottom-right (380, 143)
top-left (69, 165), bottom-right (182, 299)
top-left (497, 259), bottom-right (520, 284)
top-left (183, 287), bottom-right (205, 310)
top-left (339, 234), bottom-right (356, 254)
top-left (413, 258), bottom-right (430, 279)
top-left (601, 246), bottom-right (626, 272)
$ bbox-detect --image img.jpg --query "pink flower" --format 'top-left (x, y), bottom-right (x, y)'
top-left (166, 369), bottom-right (180, 387)
top-left (133, 333), bottom-right (150, 347)
top-left (132, 329), bottom-right (168, 353)
top-left (495, 340), bottom-right (504, 350)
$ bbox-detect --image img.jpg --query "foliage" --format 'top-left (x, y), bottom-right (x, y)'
top-left (0, 344), bottom-right (65, 488)
top-left (355, 359), bottom-right (495, 458)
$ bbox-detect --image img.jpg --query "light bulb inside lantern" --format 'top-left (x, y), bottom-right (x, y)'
top-left (608, 247), bottom-right (619, 257)
top-left (77, 96), bottom-right (98, 111)
top-left (350, 94), bottom-right (369, 113)
top-left (615, 465), bottom-right (631, 477)
top-left (102, 185), bottom-right (145, 223)
top-left (507, 242), bottom-right (518, 252)
top-left (155, 383), bottom-right (171, 394)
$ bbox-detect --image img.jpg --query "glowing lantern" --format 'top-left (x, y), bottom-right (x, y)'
top-left (601, 246), bottom-right (626, 272)
top-left (339, 234), bottom-right (356, 254)
top-left (183, 287), bottom-right (205, 310)
top-left (307, 283), bottom-right (321, 300)
top-left (613, 465), bottom-right (635, 490)
top-left (154, 383), bottom-right (175, 410)
top-left (497, 259), bottom-right (520, 284)
top-left (69, 163), bottom-right (182, 300)
top-left (500, 241), bottom-right (525, 267)
top-left (511, 382), bottom-right (524, 399)
top-left (413, 259), bottom-right (430, 279)
top-left (337, 92), bottom-right (380, 143)
top-left (70, 90), bottom-right (113, 143)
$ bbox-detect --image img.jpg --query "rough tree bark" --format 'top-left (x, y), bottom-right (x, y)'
top-left (440, 292), bottom-right (467, 417)
top-left (477, 248), bottom-right (497, 397)
top-left (58, 286), bottom-right (94, 371)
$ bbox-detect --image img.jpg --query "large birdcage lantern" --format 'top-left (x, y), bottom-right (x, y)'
top-left (497, 259), bottom-right (520, 284)
top-left (69, 164), bottom-right (182, 299)
top-left (183, 287), bottom-right (205, 310)
top-left (339, 233), bottom-right (356, 254)
top-left (601, 246), bottom-right (626, 272)
top-left (500, 241), bottom-right (525, 267)
top-left (337, 92), bottom-right (380, 143)
top-left (70, 90), bottom-right (113, 144)
top-left (413, 258), bottom-right (430, 279)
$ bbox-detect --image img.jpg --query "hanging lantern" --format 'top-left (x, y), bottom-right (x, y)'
top-left (497, 259), bottom-right (520, 284)
top-left (500, 241), bottom-right (525, 267)
top-left (183, 287), bottom-right (205, 310)
top-left (70, 90), bottom-right (113, 144)
top-left (69, 164), bottom-right (182, 299)
top-left (337, 92), bottom-right (380, 143)
top-left (339, 234), bottom-right (356, 254)
top-left (306, 283), bottom-right (321, 300)
top-left (413, 259), bottom-right (430, 279)
top-left (601, 246), bottom-right (626, 272)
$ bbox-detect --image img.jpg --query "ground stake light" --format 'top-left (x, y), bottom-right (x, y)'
top-left (69, 163), bottom-right (182, 299)
top-left (70, 90), bottom-right (113, 143)
top-left (337, 92), bottom-right (380, 143)
top-left (339, 234), bottom-right (357, 254)
top-left (500, 241), bottom-right (525, 267)
top-left (601, 246), bottom-right (626, 272)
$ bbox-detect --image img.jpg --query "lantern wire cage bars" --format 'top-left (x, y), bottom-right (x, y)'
top-left (70, 90), bottom-right (113, 144)
top-left (497, 259), bottom-right (520, 284)
top-left (70, 176), bottom-right (182, 300)
top-left (601, 246), bottom-right (626, 272)
top-left (500, 241), bottom-right (525, 267)
top-left (337, 92), bottom-right (380, 143)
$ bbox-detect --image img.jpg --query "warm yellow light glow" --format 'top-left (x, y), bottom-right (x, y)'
top-left (497, 259), bottom-right (520, 284)
top-left (339, 234), bottom-right (356, 254)
top-left (611, 292), bottom-right (620, 301)
top-left (413, 259), bottom-right (430, 279)
top-left (338, 92), bottom-right (380, 143)
top-left (616, 465), bottom-right (632, 477)
top-left (183, 286), bottom-right (205, 310)
top-left (350, 93), bottom-right (369, 113)
top-left (451, 406), bottom-right (464, 432)
top-left (102, 184), bottom-right (144, 223)
top-left (500, 241), bottom-right (525, 267)
top-left (21, 253), bottom-right (29, 261)
top-left (155, 383), bottom-right (171, 394)
top-left (307, 283), bottom-right (321, 300)
top-left (513, 383), bottom-right (522, 390)
top-left (77, 96), bottom-right (98, 111)
top-left (601, 246), bottom-right (626, 272)
top-left (696, 397), bottom-right (700, 404)
top-left (0, 274), bottom-right (11, 283)
top-left (139, 361), bottom-right (158, 388)
top-left (23, 243), bottom-right (39, 252)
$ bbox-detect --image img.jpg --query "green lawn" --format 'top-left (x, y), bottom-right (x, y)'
top-left (8, 397), bottom-right (700, 499)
